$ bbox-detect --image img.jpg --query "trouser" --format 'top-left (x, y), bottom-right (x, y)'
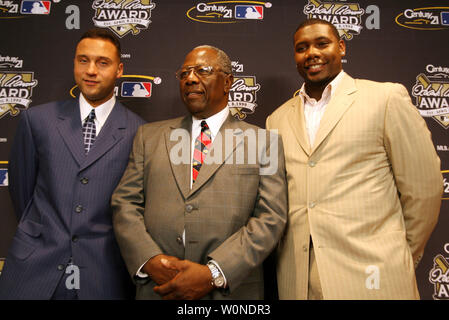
top-left (308, 241), bottom-right (323, 300)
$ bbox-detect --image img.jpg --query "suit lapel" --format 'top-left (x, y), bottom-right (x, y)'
top-left (79, 101), bottom-right (127, 171)
top-left (189, 114), bottom-right (242, 197)
top-left (56, 100), bottom-right (85, 167)
top-left (311, 73), bottom-right (357, 154)
top-left (165, 116), bottom-right (192, 200)
top-left (287, 96), bottom-right (311, 156)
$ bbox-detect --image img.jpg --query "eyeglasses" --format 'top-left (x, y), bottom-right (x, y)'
top-left (175, 65), bottom-right (229, 80)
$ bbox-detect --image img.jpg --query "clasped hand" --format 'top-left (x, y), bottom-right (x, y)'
top-left (144, 254), bottom-right (214, 300)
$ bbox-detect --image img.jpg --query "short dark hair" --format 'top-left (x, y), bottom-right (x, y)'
top-left (78, 28), bottom-right (121, 59)
top-left (295, 18), bottom-right (341, 41)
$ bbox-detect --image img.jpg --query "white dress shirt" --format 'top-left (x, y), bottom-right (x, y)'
top-left (299, 70), bottom-right (345, 147)
top-left (79, 93), bottom-right (115, 134)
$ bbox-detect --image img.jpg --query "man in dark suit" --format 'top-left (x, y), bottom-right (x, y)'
top-left (111, 45), bottom-right (287, 299)
top-left (0, 28), bottom-right (145, 299)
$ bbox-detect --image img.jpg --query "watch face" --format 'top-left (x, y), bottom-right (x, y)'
top-left (214, 277), bottom-right (224, 287)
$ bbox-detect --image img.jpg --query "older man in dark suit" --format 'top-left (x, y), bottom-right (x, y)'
top-left (111, 45), bottom-right (287, 300)
top-left (0, 28), bottom-right (145, 299)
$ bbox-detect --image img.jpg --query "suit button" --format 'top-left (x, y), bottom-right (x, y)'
top-left (80, 177), bottom-right (89, 184)
top-left (75, 205), bottom-right (83, 213)
top-left (185, 204), bottom-right (193, 213)
top-left (72, 235), bottom-right (78, 242)
top-left (176, 236), bottom-right (183, 245)
top-left (303, 245), bottom-right (308, 252)
top-left (309, 202), bottom-right (316, 209)
top-left (57, 264), bottom-right (65, 271)
top-left (308, 161), bottom-right (316, 167)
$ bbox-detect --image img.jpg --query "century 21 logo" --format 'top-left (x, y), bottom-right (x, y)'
top-left (395, 7), bottom-right (449, 30)
top-left (187, 1), bottom-right (271, 24)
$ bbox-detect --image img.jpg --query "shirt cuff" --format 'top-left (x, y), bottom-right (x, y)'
top-left (136, 260), bottom-right (150, 278)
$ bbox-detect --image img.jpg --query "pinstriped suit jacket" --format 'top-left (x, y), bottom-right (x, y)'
top-left (111, 113), bottom-right (288, 299)
top-left (0, 99), bottom-right (145, 299)
top-left (266, 73), bottom-right (443, 299)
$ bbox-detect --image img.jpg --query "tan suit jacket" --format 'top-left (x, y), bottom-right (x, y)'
top-left (266, 73), bottom-right (443, 299)
top-left (112, 113), bottom-right (287, 299)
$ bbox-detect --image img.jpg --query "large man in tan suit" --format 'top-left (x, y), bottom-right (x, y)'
top-left (112, 45), bottom-right (287, 299)
top-left (266, 19), bottom-right (443, 299)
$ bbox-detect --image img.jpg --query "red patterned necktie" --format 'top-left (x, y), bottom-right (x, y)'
top-left (192, 120), bottom-right (212, 184)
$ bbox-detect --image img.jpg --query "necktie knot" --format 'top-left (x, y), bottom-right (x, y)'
top-left (200, 120), bottom-right (209, 131)
top-left (87, 109), bottom-right (96, 121)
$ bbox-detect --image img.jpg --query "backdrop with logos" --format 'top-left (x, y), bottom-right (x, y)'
top-left (0, 0), bottom-right (448, 300)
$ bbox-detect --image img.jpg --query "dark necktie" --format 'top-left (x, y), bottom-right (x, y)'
top-left (192, 120), bottom-right (212, 184)
top-left (82, 109), bottom-right (96, 154)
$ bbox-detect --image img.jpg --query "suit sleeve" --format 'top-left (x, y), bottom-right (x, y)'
top-left (8, 110), bottom-right (38, 220)
top-left (208, 131), bottom-right (288, 292)
top-left (384, 83), bottom-right (443, 267)
top-left (111, 125), bottom-right (164, 278)
top-left (265, 114), bottom-right (273, 131)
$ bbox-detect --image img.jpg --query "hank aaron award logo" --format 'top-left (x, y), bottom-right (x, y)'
top-left (0, 72), bottom-right (38, 119)
top-left (429, 244), bottom-right (449, 299)
top-left (303, 0), bottom-right (365, 40)
top-left (186, 1), bottom-right (272, 24)
top-left (412, 65), bottom-right (449, 129)
top-left (395, 7), bottom-right (449, 30)
top-left (92, 0), bottom-right (156, 38)
top-left (228, 61), bottom-right (260, 120)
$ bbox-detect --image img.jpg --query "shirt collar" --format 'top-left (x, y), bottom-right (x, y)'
top-left (192, 106), bottom-right (229, 140)
top-left (79, 93), bottom-right (116, 126)
top-left (299, 70), bottom-right (345, 105)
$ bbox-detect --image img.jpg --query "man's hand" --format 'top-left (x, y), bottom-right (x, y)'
top-left (153, 259), bottom-right (214, 300)
top-left (142, 254), bottom-right (180, 285)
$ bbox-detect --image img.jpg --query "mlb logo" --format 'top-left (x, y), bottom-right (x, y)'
top-left (235, 5), bottom-right (263, 20)
top-left (441, 12), bottom-right (449, 26)
top-left (0, 169), bottom-right (8, 186)
top-left (121, 82), bottom-right (152, 98)
top-left (20, 1), bottom-right (51, 15)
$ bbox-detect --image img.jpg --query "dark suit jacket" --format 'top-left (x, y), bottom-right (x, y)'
top-left (0, 99), bottom-right (145, 299)
top-left (111, 113), bottom-right (288, 299)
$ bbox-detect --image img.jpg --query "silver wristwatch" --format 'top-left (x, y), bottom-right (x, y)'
top-left (207, 262), bottom-right (225, 288)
